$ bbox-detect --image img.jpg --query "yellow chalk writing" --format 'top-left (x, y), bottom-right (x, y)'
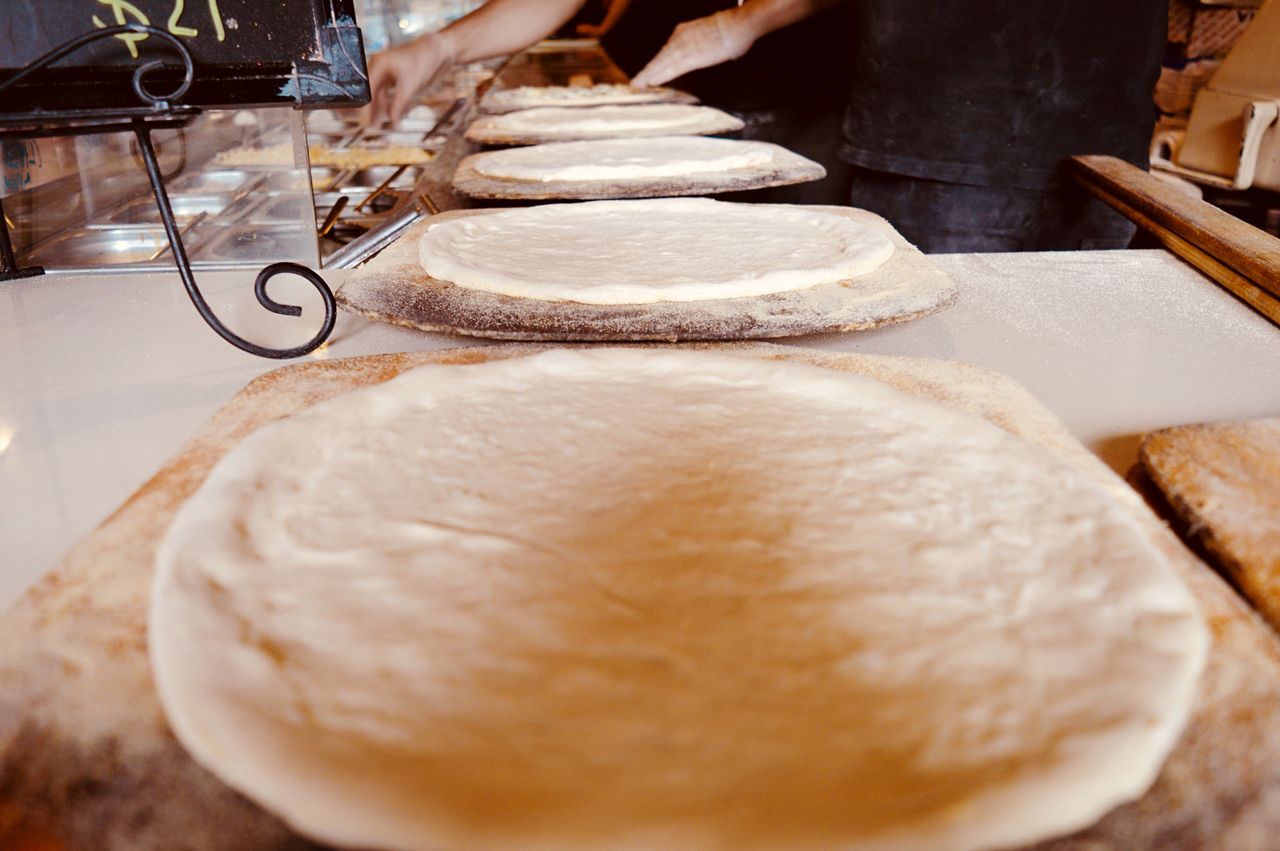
top-left (167, 0), bottom-right (198, 37)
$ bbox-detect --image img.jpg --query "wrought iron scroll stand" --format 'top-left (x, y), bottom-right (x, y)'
top-left (0, 25), bottom-right (336, 359)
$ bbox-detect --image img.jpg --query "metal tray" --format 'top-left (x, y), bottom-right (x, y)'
top-left (24, 227), bottom-right (176, 266)
top-left (196, 224), bottom-right (312, 263)
top-left (97, 194), bottom-right (230, 226)
top-left (239, 194), bottom-right (317, 225)
top-left (344, 166), bottom-right (422, 189)
top-left (168, 169), bottom-right (252, 194)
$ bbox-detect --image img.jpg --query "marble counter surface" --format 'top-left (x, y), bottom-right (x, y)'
top-left (3, 248), bottom-right (1278, 610)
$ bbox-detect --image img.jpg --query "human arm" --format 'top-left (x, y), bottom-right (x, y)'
top-left (576, 0), bottom-right (632, 38)
top-left (369, 0), bottom-right (588, 123)
top-left (631, 0), bottom-right (842, 88)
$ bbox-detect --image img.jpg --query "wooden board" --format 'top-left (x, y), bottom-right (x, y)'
top-left (4, 343), bottom-right (1280, 851)
top-left (1069, 155), bottom-right (1280, 328)
top-left (336, 206), bottom-right (957, 341)
top-left (1140, 418), bottom-right (1280, 631)
top-left (452, 142), bottom-right (825, 201)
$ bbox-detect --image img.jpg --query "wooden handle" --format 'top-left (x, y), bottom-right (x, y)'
top-left (1069, 155), bottom-right (1280, 324)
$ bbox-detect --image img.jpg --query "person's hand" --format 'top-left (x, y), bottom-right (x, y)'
top-left (576, 0), bottom-right (630, 38)
top-left (631, 9), bottom-right (759, 88)
top-left (369, 31), bottom-right (458, 125)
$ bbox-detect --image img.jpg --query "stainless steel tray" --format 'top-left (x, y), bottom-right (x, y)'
top-left (169, 169), bottom-right (252, 194)
top-left (24, 227), bottom-right (179, 266)
top-left (197, 224), bottom-right (312, 262)
top-left (97, 194), bottom-right (231, 226)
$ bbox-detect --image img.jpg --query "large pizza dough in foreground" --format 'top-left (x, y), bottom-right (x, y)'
top-left (418, 198), bottom-right (895, 304)
top-left (468, 135), bottom-right (780, 182)
top-left (150, 349), bottom-right (1207, 851)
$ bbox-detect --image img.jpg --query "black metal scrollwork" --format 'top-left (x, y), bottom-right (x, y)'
top-left (0, 24), bottom-right (337, 359)
top-left (0, 25), bottom-right (192, 107)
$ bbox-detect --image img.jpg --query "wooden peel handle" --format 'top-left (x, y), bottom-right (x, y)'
top-left (1069, 155), bottom-right (1280, 326)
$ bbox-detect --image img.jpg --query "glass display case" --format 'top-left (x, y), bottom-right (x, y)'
top-left (3, 109), bottom-right (319, 272)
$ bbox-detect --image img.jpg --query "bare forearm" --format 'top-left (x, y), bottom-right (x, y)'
top-left (439, 0), bottom-right (589, 64)
top-left (631, 0), bottom-right (843, 87)
top-left (737, 0), bottom-right (843, 41)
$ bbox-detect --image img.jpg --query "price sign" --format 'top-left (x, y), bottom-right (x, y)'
top-left (0, 0), bottom-right (369, 113)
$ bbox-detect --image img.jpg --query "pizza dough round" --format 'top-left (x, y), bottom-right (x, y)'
top-left (418, 198), bottom-right (895, 305)
top-left (466, 103), bottom-right (745, 144)
top-left (483, 83), bottom-right (690, 113)
top-left (469, 136), bottom-right (779, 182)
top-left (151, 348), bottom-right (1207, 851)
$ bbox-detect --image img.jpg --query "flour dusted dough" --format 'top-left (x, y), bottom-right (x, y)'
top-left (151, 348), bottom-right (1207, 851)
top-left (466, 104), bottom-right (744, 144)
top-left (418, 198), bottom-right (895, 304)
top-left (469, 136), bottom-right (778, 182)
top-left (483, 83), bottom-right (689, 112)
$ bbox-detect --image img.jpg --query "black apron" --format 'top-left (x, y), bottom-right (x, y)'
top-left (840, 0), bottom-right (1167, 189)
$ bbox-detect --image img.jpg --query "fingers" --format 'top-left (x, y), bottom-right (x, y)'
top-left (576, 23), bottom-right (604, 37)
top-left (390, 80), bottom-right (418, 126)
top-left (632, 13), bottom-right (752, 88)
top-left (631, 21), bottom-right (706, 87)
top-left (366, 36), bottom-right (451, 126)
top-left (367, 54), bottom-right (395, 125)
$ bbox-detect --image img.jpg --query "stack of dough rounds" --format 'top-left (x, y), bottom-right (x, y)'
top-left (150, 348), bottom-right (1208, 851)
top-left (466, 103), bottom-right (745, 145)
top-left (482, 83), bottom-right (693, 114)
top-left (417, 198), bottom-right (895, 304)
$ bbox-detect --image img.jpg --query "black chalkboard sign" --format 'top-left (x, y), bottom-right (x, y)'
top-left (0, 0), bottom-right (369, 114)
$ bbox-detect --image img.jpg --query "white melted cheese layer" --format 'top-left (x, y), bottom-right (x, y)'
top-left (470, 136), bottom-right (776, 182)
top-left (486, 104), bottom-right (737, 136)
top-left (418, 198), bottom-right (896, 305)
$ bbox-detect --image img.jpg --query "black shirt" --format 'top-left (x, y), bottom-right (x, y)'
top-left (840, 0), bottom-right (1167, 189)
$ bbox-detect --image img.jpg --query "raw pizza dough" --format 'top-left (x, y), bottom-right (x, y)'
top-left (417, 198), bottom-right (895, 304)
top-left (466, 103), bottom-right (745, 144)
top-left (150, 348), bottom-right (1207, 851)
top-left (468, 136), bottom-right (778, 182)
top-left (482, 83), bottom-right (693, 114)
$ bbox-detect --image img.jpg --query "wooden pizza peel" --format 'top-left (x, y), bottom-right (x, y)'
top-left (336, 206), bottom-right (958, 341)
top-left (1136, 418), bottom-right (1280, 633)
top-left (2, 344), bottom-right (1279, 850)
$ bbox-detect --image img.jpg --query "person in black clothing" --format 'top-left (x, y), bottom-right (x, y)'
top-left (635, 0), bottom-right (1167, 251)
top-left (369, 0), bottom-right (1164, 251)
top-left (599, 0), bottom-right (856, 204)
top-left (368, 0), bottom-right (855, 204)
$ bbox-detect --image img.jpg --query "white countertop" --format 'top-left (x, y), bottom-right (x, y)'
top-left (3, 249), bottom-right (1278, 611)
